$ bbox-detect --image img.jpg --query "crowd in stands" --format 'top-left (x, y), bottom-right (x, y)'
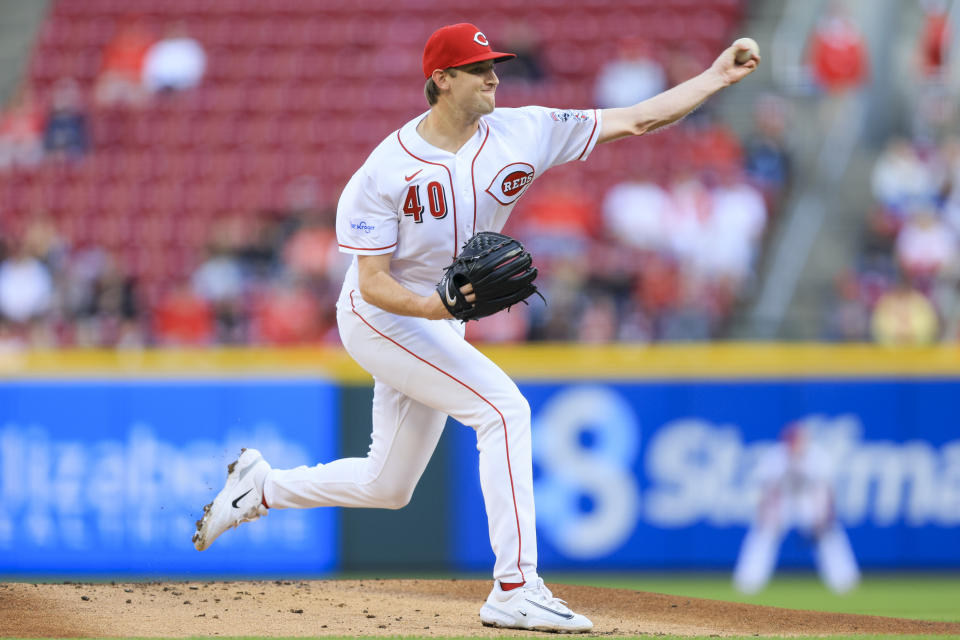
top-left (823, 133), bottom-right (960, 344)
top-left (0, 4), bottom-right (796, 348)
top-left (821, 0), bottom-right (958, 345)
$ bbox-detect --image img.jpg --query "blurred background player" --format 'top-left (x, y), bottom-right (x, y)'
top-left (733, 422), bottom-right (860, 594)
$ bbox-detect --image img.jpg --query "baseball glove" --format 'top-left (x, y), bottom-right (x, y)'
top-left (436, 231), bottom-right (541, 321)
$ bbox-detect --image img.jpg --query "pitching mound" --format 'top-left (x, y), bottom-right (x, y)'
top-left (2, 579), bottom-right (959, 637)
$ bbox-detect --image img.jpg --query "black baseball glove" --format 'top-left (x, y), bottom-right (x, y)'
top-left (436, 231), bottom-right (541, 321)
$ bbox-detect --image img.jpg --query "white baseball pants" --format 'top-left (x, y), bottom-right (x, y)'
top-left (263, 289), bottom-right (538, 584)
top-left (733, 522), bottom-right (860, 593)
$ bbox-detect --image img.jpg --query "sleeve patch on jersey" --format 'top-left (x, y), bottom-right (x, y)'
top-left (485, 162), bottom-right (536, 206)
top-left (349, 218), bottom-right (376, 233)
top-left (550, 109), bottom-right (591, 123)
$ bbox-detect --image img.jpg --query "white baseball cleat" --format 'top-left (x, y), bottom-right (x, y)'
top-left (479, 578), bottom-right (594, 633)
top-left (193, 448), bottom-right (271, 551)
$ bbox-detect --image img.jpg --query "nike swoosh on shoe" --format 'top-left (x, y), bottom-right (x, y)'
top-left (524, 599), bottom-right (574, 620)
top-left (232, 489), bottom-right (253, 508)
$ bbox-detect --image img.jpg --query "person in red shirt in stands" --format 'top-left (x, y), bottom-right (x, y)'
top-left (94, 17), bottom-right (155, 108)
top-left (808, 5), bottom-right (869, 92)
top-left (0, 84), bottom-right (44, 168)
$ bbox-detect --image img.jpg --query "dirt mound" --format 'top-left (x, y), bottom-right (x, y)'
top-left (2, 579), bottom-right (958, 637)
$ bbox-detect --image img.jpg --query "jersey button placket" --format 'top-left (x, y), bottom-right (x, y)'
top-left (455, 156), bottom-right (473, 237)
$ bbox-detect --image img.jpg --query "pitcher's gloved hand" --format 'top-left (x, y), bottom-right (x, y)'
top-left (436, 231), bottom-right (541, 321)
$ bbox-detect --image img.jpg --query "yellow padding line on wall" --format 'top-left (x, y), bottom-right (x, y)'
top-left (2, 343), bottom-right (959, 381)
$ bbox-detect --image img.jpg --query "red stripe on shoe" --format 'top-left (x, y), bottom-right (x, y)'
top-left (349, 290), bottom-right (525, 583)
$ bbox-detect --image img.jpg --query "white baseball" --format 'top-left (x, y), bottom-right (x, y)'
top-left (732, 37), bottom-right (759, 64)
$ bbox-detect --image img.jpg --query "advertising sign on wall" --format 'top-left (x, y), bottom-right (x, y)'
top-left (450, 380), bottom-right (960, 571)
top-left (0, 379), bottom-right (339, 574)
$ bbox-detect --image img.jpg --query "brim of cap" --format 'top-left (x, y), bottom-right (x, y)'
top-left (445, 51), bottom-right (517, 71)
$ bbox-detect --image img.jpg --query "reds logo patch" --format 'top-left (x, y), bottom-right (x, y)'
top-left (486, 162), bottom-right (535, 206)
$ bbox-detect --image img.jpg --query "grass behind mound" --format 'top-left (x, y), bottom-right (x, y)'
top-left (551, 572), bottom-right (960, 622)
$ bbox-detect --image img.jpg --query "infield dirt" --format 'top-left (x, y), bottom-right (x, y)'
top-left (2, 579), bottom-right (959, 637)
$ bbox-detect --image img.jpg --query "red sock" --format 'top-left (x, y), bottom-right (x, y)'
top-left (500, 581), bottom-right (524, 592)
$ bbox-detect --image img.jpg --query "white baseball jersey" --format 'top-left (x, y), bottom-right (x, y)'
top-left (335, 106), bottom-right (602, 296)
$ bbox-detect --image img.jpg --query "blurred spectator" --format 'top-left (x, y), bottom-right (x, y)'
top-left (142, 21), bottom-right (207, 94)
top-left (894, 208), bottom-right (957, 285)
top-left (0, 85), bottom-right (44, 169)
top-left (602, 164), bottom-right (671, 252)
top-left (870, 277), bottom-right (940, 345)
top-left (152, 283), bottom-right (213, 345)
top-left (733, 423), bottom-right (860, 594)
top-left (94, 17), bottom-right (154, 107)
top-left (279, 175), bottom-right (344, 284)
top-left (192, 242), bottom-right (247, 344)
top-left (512, 171), bottom-right (596, 261)
top-left (808, 5), bottom-right (869, 93)
top-left (43, 78), bottom-right (90, 160)
top-left (821, 270), bottom-right (871, 341)
top-left (594, 37), bottom-right (666, 108)
top-left (807, 4), bottom-right (869, 135)
top-left (251, 281), bottom-right (323, 345)
top-left (634, 253), bottom-right (682, 324)
top-left (527, 256), bottom-right (588, 341)
top-left (665, 169), bottom-right (712, 264)
top-left (908, 0), bottom-right (956, 140)
top-left (657, 275), bottom-right (715, 341)
top-left (283, 217), bottom-right (341, 282)
top-left (494, 21), bottom-right (547, 85)
top-left (918, 0), bottom-right (950, 78)
top-left (695, 167), bottom-right (767, 290)
top-left (22, 214), bottom-right (69, 270)
top-left (686, 115), bottom-right (743, 175)
top-left (0, 242), bottom-right (53, 325)
top-left (743, 94), bottom-right (793, 209)
top-left (465, 302), bottom-right (532, 344)
top-left (869, 137), bottom-right (944, 237)
top-left (76, 252), bottom-right (142, 348)
top-left (577, 293), bottom-right (619, 343)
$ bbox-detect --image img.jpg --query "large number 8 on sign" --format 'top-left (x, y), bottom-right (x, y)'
top-left (532, 385), bottom-right (641, 559)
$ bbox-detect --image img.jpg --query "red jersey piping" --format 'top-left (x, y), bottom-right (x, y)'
top-left (576, 109), bottom-right (600, 161)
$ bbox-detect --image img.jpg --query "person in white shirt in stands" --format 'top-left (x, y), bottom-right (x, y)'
top-left (142, 22), bottom-right (206, 94)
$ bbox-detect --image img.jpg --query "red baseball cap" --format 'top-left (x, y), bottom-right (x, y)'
top-left (422, 23), bottom-right (516, 78)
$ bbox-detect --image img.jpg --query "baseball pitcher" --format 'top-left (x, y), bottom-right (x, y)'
top-left (194, 22), bottom-right (759, 632)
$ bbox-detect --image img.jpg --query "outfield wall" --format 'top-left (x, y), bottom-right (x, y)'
top-left (1, 345), bottom-right (958, 575)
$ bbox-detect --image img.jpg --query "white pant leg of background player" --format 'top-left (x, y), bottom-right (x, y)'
top-left (732, 524), bottom-right (784, 594)
top-left (814, 524), bottom-right (860, 593)
top-left (265, 294), bottom-right (537, 585)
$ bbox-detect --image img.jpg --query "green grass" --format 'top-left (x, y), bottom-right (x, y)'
top-left (551, 571), bottom-right (960, 622)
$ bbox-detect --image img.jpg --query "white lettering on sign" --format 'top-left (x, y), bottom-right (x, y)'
top-left (0, 423), bottom-right (313, 550)
top-left (643, 414), bottom-right (960, 528)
